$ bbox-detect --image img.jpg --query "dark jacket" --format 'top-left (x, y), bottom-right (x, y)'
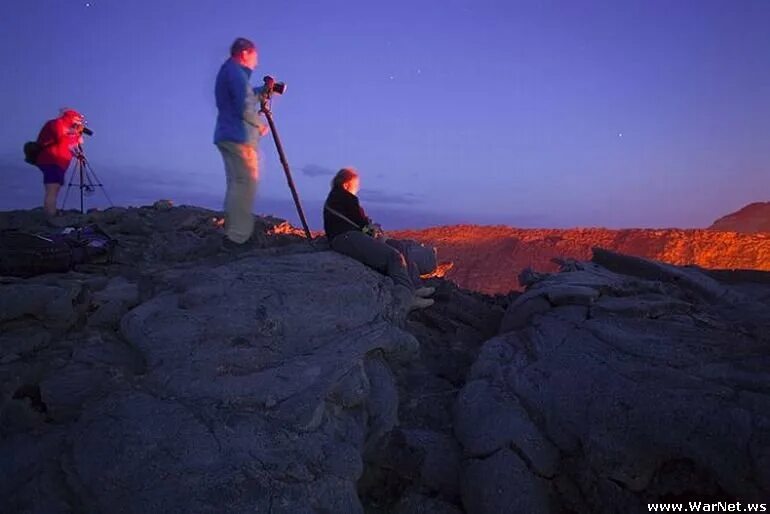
top-left (324, 187), bottom-right (370, 241)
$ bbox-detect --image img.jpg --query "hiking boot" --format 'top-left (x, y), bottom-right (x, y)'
top-left (415, 286), bottom-right (435, 298)
top-left (221, 237), bottom-right (250, 253)
top-left (409, 296), bottom-right (434, 311)
top-left (45, 215), bottom-right (70, 228)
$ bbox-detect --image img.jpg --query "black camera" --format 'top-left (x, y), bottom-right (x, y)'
top-left (73, 122), bottom-right (94, 137)
top-left (263, 75), bottom-right (287, 95)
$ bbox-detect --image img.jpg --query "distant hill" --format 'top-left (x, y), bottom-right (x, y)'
top-left (390, 225), bottom-right (770, 294)
top-left (709, 202), bottom-right (770, 233)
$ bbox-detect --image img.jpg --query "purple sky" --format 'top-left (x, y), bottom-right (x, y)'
top-left (2, 0), bottom-right (769, 229)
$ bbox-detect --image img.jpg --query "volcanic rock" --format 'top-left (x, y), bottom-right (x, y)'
top-left (391, 224), bottom-right (770, 294)
top-left (454, 248), bottom-right (770, 513)
top-left (1, 205), bottom-right (422, 513)
top-left (3, 204), bottom-right (769, 514)
top-left (709, 201), bottom-right (770, 233)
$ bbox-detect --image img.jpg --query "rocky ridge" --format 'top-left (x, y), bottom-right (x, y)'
top-left (390, 225), bottom-right (770, 294)
top-left (709, 202), bottom-right (770, 233)
top-left (455, 249), bottom-right (770, 513)
top-left (1, 204), bottom-right (769, 513)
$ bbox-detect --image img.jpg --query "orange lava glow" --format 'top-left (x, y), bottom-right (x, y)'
top-left (389, 226), bottom-right (770, 294)
top-left (420, 261), bottom-right (454, 280)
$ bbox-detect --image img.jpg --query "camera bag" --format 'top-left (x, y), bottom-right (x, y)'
top-left (0, 231), bottom-right (73, 277)
top-left (23, 141), bottom-right (42, 165)
top-left (52, 225), bottom-right (117, 265)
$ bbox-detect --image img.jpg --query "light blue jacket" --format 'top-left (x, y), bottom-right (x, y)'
top-left (214, 59), bottom-right (267, 145)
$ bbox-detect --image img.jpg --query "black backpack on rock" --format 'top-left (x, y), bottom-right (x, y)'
top-left (0, 225), bottom-right (117, 277)
top-left (54, 225), bottom-right (117, 265)
top-left (0, 231), bottom-right (73, 277)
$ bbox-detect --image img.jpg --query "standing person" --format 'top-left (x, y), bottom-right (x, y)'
top-left (35, 108), bottom-right (84, 218)
top-left (324, 167), bottom-right (435, 311)
top-left (214, 37), bottom-right (270, 248)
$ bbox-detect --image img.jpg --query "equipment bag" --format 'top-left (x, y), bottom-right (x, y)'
top-left (52, 225), bottom-right (117, 265)
top-left (0, 231), bottom-right (73, 277)
top-left (23, 141), bottom-right (42, 165)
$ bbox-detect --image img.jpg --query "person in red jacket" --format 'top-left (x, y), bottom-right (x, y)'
top-left (35, 109), bottom-right (84, 216)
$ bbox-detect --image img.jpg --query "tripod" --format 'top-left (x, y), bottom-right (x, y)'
top-left (61, 144), bottom-right (113, 214)
top-left (260, 86), bottom-right (313, 241)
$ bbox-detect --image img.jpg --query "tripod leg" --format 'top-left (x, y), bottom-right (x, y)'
top-left (80, 164), bottom-right (85, 214)
top-left (262, 108), bottom-right (313, 241)
top-left (82, 157), bottom-right (114, 207)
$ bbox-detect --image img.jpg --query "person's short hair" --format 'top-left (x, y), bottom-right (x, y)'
top-left (59, 108), bottom-right (83, 123)
top-left (331, 168), bottom-right (359, 189)
top-left (230, 37), bottom-right (256, 56)
top-left (59, 107), bottom-right (81, 118)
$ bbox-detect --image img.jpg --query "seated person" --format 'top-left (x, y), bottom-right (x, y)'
top-left (323, 167), bottom-right (434, 310)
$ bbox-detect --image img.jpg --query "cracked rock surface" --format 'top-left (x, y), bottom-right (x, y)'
top-left (454, 249), bottom-right (770, 513)
top-left (1, 205), bottom-right (418, 513)
top-left (3, 205), bottom-right (769, 513)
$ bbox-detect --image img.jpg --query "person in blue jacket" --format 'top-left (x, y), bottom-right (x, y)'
top-left (214, 37), bottom-right (269, 247)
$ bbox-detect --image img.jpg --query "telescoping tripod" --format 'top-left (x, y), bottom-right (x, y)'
top-left (259, 77), bottom-right (313, 241)
top-left (61, 144), bottom-right (113, 214)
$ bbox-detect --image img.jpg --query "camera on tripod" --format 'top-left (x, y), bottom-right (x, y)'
top-left (73, 120), bottom-right (94, 137)
top-left (263, 75), bottom-right (287, 95)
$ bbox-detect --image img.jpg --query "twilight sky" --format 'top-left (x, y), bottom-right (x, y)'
top-left (1, 0), bottom-right (768, 229)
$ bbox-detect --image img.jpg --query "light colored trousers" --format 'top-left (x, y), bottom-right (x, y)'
top-left (217, 141), bottom-right (259, 244)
